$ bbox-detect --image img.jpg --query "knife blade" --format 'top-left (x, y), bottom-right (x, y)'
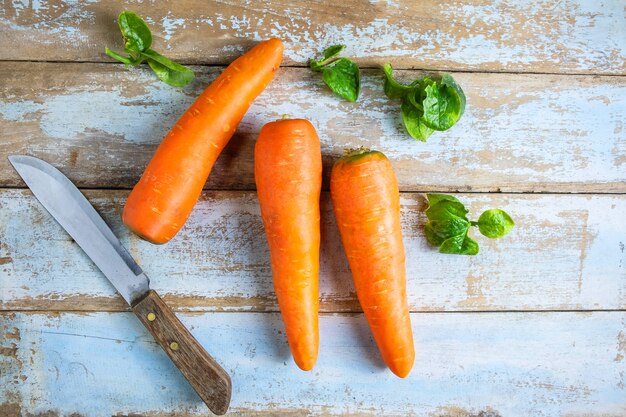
top-left (8, 155), bottom-right (149, 304)
top-left (8, 155), bottom-right (232, 415)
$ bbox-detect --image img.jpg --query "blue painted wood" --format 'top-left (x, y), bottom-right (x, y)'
top-left (1, 65), bottom-right (625, 192)
top-left (1, 191), bottom-right (625, 312)
top-left (2, 312), bottom-right (625, 416)
top-left (1, 1), bottom-right (624, 74)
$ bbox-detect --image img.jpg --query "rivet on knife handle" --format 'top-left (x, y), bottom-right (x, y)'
top-left (133, 290), bottom-right (232, 415)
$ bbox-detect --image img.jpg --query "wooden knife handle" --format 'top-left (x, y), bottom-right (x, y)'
top-left (132, 290), bottom-right (232, 415)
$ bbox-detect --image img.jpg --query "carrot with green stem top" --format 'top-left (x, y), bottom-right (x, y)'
top-left (330, 148), bottom-right (414, 378)
top-left (255, 118), bottom-right (322, 371)
top-left (123, 38), bottom-right (284, 244)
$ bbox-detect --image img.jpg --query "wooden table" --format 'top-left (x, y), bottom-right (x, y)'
top-left (1, 2), bottom-right (625, 416)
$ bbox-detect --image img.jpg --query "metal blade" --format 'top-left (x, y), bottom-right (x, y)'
top-left (8, 155), bottom-right (149, 305)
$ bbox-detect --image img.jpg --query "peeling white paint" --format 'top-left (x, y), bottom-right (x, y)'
top-left (2, 312), bottom-right (625, 416)
top-left (1, 67), bottom-right (624, 189)
top-left (1, 191), bottom-right (624, 312)
top-left (4, 0), bottom-right (97, 44)
top-left (1, 1), bottom-right (624, 72)
top-left (1, 81), bottom-right (193, 144)
top-left (161, 12), bottom-right (186, 44)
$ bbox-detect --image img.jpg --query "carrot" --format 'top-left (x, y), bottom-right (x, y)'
top-left (123, 38), bottom-right (284, 244)
top-left (330, 149), bottom-right (414, 378)
top-left (254, 118), bottom-right (322, 371)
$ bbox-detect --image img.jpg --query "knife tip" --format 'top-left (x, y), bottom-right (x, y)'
top-left (8, 155), bottom-right (39, 169)
top-left (8, 154), bottom-right (25, 165)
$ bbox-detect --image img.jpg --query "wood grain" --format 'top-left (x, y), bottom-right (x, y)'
top-left (2, 311), bottom-right (625, 416)
top-left (0, 1), bottom-right (624, 74)
top-left (1, 63), bottom-right (625, 193)
top-left (133, 290), bottom-right (232, 415)
top-left (2, 189), bottom-right (624, 313)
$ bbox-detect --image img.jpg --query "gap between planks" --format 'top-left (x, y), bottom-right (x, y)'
top-left (1, 308), bottom-right (625, 314)
top-left (1, 59), bottom-right (625, 77)
top-left (2, 185), bottom-right (626, 196)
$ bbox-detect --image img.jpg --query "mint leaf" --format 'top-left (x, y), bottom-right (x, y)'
top-left (440, 233), bottom-right (479, 255)
top-left (322, 58), bottom-right (360, 102)
top-left (441, 73), bottom-right (466, 117)
top-left (422, 77), bottom-right (464, 131)
top-left (105, 11), bottom-right (194, 87)
top-left (324, 44), bottom-right (345, 60)
top-left (118, 11), bottom-right (152, 52)
top-left (146, 55), bottom-right (194, 87)
top-left (426, 193), bottom-right (462, 207)
top-left (382, 65), bottom-right (466, 141)
top-left (424, 193), bottom-right (514, 256)
top-left (400, 99), bottom-right (433, 141)
top-left (425, 199), bottom-right (469, 221)
top-left (310, 45), bottom-right (346, 71)
top-left (477, 209), bottom-right (515, 238)
top-left (310, 46), bottom-right (360, 101)
top-left (383, 63), bottom-right (414, 100)
top-left (425, 217), bottom-right (471, 246)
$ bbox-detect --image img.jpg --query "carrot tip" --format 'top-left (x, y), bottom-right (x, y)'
top-left (294, 358), bottom-right (316, 371)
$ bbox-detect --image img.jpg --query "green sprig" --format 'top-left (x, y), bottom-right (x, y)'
top-left (310, 45), bottom-right (360, 102)
top-left (105, 11), bottom-right (194, 87)
top-left (424, 193), bottom-right (514, 256)
top-left (383, 64), bottom-right (466, 141)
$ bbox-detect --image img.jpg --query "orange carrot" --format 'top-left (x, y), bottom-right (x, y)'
top-left (330, 149), bottom-right (414, 378)
top-left (123, 38), bottom-right (284, 244)
top-left (254, 119), bottom-right (322, 371)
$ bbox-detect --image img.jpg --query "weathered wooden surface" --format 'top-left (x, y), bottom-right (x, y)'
top-left (2, 312), bottom-right (625, 417)
top-left (2, 63), bottom-right (625, 192)
top-left (2, 189), bottom-right (625, 312)
top-left (1, 0), bottom-right (625, 74)
top-left (1, 2), bottom-right (625, 415)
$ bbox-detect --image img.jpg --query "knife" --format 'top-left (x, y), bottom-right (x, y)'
top-left (8, 155), bottom-right (232, 415)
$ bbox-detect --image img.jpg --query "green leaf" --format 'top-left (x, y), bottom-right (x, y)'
top-left (426, 193), bottom-right (461, 207)
top-left (421, 80), bottom-right (463, 131)
top-left (310, 46), bottom-right (360, 101)
top-left (141, 49), bottom-right (192, 73)
top-left (145, 51), bottom-right (194, 87)
top-left (476, 209), bottom-right (515, 238)
top-left (406, 88), bottom-right (423, 111)
top-left (400, 99), bottom-right (433, 141)
top-left (425, 217), bottom-right (470, 246)
top-left (441, 73), bottom-right (466, 117)
top-left (383, 69), bottom-right (466, 141)
top-left (309, 58), bottom-right (324, 72)
top-left (324, 44), bottom-right (345, 60)
top-left (425, 199), bottom-right (469, 222)
top-left (105, 11), bottom-right (193, 87)
top-left (440, 234), bottom-right (479, 255)
top-left (423, 193), bottom-right (512, 255)
top-left (310, 45), bottom-right (346, 72)
top-left (383, 63), bottom-right (414, 100)
top-left (118, 11), bottom-right (152, 52)
top-left (460, 236), bottom-right (479, 255)
top-left (321, 58), bottom-right (360, 102)
top-left (424, 222), bottom-right (443, 246)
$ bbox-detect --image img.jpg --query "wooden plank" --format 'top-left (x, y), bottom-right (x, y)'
top-left (1, 63), bottom-right (625, 193)
top-left (2, 189), bottom-right (625, 312)
top-left (1, 311), bottom-right (625, 416)
top-left (0, 1), bottom-right (624, 74)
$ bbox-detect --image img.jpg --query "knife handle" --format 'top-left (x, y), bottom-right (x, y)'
top-left (132, 290), bottom-right (232, 415)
